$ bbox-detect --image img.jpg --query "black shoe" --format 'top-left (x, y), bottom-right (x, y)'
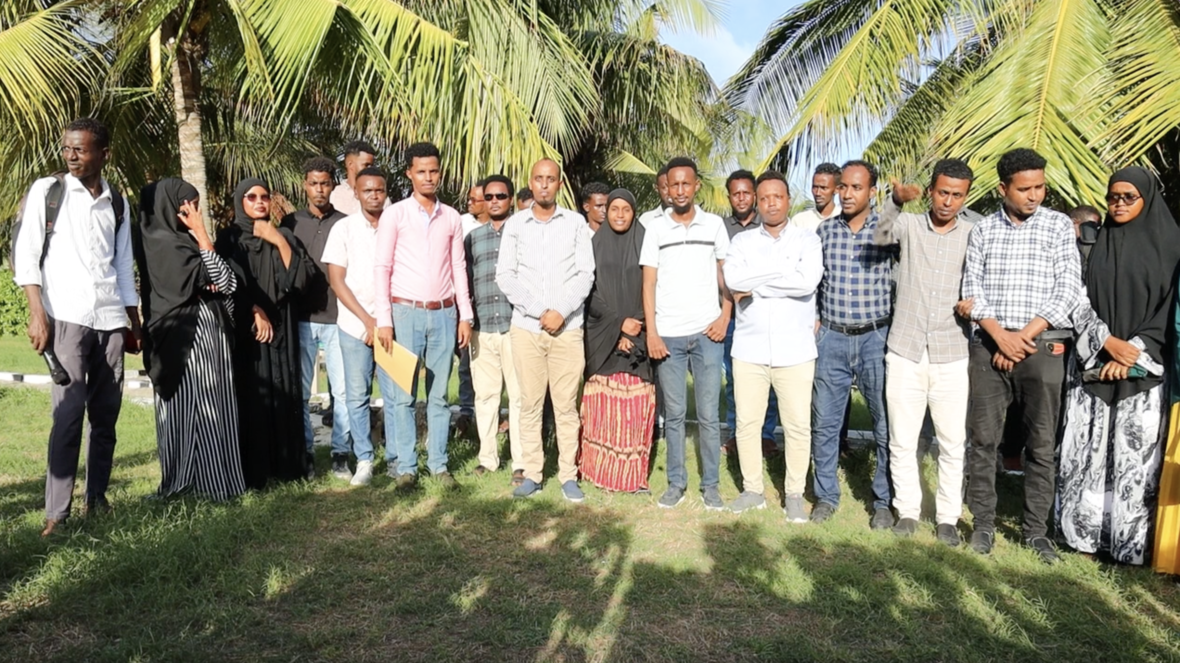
top-left (970, 530), bottom-right (994, 555)
top-left (1025, 536), bottom-right (1061, 564)
top-left (436, 472), bottom-right (458, 491)
top-left (395, 474), bottom-right (418, 492)
top-left (84, 496), bottom-right (112, 517)
top-left (870, 507), bottom-right (895, 530)
top-left (892, 517), bottom-right (918, 537)
top-left (331, 454), bottom-right (352, 480)
top-left (810, 502), bottom-right (836, 523)
top-left (936, 524), bottom-right (961, 547)
top-left (472, 465), bottom-right (491, 476)
top-left (305, 452), bottom-right (316, 480)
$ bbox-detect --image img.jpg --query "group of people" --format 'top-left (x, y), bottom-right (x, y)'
top-left (14, 118), bottom-right (1180, 577)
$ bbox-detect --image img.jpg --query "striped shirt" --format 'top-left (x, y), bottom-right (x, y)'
top-left (873, 198), bottom-right (973, 363)
top-left (639, 208), bottom-right (729, 337)
top-left (495, 206), bottom-right (596, 333)
top-left (817, 213), bottom-right (897, 326)
top-left (962, 205), bottom-right (1081, 331)
top-left (465, 221), bottom-right (513, 334)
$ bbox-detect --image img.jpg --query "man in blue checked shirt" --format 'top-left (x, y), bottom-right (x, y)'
top-left (811, 160), bottom-right (898, 530)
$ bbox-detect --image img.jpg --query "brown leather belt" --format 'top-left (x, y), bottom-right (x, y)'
top-left (391, 296), bottom-right (455, 310)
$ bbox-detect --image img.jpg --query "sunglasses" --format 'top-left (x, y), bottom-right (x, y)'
top-left (1105, 193), bottom-right (1141, 205)
top-left (245, 193), bottom-right (271, 202)
top-left (484, 193), bottom-right (510, 201)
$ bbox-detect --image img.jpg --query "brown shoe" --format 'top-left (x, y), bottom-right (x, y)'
top-left (41, 519), bottom-right (64, 537)
top-left (511, 469), bottom-right (525, 487)
top-left (721, 437), bottom-right (738, 455)
top-left (498, 418), bottom-right (511, 434)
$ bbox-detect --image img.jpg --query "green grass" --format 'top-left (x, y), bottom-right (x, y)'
top-left (0, 337), bottom-right (144, 375)
top-left (1, 385), bottom-right (1178, 662)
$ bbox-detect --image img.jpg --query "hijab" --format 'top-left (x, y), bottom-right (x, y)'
top-left (1085, 166), bottom-right (1180, 403)
top-left (585, 188), bottom-right (650, 381)
top-left (135, 178), bottom-right (215, 399)
top-left (226, 178), bottom-right (284, 303)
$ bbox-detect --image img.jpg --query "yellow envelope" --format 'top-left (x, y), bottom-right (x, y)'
top-left (374, 340), bottom-right (419, 395)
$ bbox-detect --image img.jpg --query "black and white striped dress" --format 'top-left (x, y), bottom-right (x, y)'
top-left (154, 250), bottom-right (246, 500)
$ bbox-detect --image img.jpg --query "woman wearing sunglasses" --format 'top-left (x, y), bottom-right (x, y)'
top-left (216, 178), bottom-right (313, 489)
top-left (1057, 167), bottom-right (1180, 567)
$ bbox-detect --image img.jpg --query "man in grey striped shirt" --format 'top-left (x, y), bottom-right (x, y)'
top-left (496, 159), bottom-right (596, 502)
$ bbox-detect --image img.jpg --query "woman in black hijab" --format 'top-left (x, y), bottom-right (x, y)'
top-left (1058, 166), bottom-right (1180, 566)
top-left (578, 188), bottom-right (656, 493)
top-left (216, 178), bottom-right (312, 488)
top-left (135, 178), bottom-right (245, 499)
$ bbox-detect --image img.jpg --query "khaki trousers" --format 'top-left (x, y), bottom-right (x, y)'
top-left (733, 358), bottom-right (814, 495)
top-left (471, 330), bottom-right (522, 472)
top-left (885, 351), bottom-right (969, 525)
top-left (510, 327), bottom-right (584, 483)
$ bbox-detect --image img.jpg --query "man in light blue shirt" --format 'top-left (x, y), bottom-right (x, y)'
top-left (723, 171), bottom-right (823, 521)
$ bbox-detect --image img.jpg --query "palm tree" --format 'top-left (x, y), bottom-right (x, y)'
top-left (725, 0), bottom-right (1180, 208)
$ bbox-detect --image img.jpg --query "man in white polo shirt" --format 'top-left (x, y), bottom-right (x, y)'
top-left (641, 156), bottom-right (732, 510)
top-left (322, 167), bottom-right (395, 486)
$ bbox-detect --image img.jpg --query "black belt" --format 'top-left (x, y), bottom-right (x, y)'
top-left (823, 317), bottom-right (891, 336)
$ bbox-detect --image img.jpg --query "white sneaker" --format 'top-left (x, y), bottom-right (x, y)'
top-left (350, 460), bottom-right (373, 486)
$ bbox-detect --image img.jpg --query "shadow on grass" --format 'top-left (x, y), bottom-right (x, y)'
top-left (3, 479), bottom-right (1179, 662)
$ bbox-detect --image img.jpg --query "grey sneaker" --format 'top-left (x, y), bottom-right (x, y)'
top-left (658, 486), bottom-right (685, 509)
top-left (728, 491), bottom-right (766, 513)
top-left (385, 461), bottom-right (399, 479)
top-left (936, 523), bottom-right (961, 547)
top-left (702, 486), bottom-right (724, 511)
top-left (784, 494), bottom-right (808, 523)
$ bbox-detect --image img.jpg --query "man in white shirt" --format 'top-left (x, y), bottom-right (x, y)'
top-left (789, 162), bottom-right (842, 233)
top-left (13, 118), bottom-right (141, 536)
top-left (641, 157), bottom-right (732, 511)
top-left (723, 171), bottom-right (823, 520)
top-left (322, 167), bottom-right (393, 487)
top-left (330, 140), bottom-right (391, 216)
top-left (637, 165), bottom-right (673, 228)
top-left (459, 180), bottom-right (489, 238)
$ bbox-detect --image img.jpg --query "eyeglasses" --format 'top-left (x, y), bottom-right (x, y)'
top-left (1105, 193), bottom-right (1141, 206)
top-left (245, 193), bottom-right (271, 202)
top-left (484, 193), bottom-right (510, 201)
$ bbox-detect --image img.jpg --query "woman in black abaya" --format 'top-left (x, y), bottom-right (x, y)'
top-left (216, 178), bottom-right (312, 488)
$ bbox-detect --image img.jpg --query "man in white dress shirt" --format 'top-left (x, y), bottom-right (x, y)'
top-left (723, 171), bottom-right (823, 520)
top-left (330, 140), bottom-right (391, 216)
top-left (790, 162), bottom-right (842, 233)
top-left (13, 118), bottom-right (141, 536)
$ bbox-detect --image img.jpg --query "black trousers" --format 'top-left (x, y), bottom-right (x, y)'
top-left (966, 333), bottom-right (1066, 539)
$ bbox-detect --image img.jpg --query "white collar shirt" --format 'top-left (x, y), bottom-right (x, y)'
top-left (330, 181), bottom-right (390, 217)
top-left (790, 206), bottom-right (839, 233)
top-left (321, 213), bottom-right (380, 341)
top-left (639, 206), bottom-right (729, 338)
top-left (724, 223), bottom-right (824, 367)
top-left (12, 174), bottom-right (137, 330)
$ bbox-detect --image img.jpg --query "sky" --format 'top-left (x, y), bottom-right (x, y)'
top-left (661, 0), bottom-right (796, 89)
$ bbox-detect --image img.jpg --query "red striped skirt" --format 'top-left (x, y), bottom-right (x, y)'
top-left (579, 372), bottom-right (656, 492)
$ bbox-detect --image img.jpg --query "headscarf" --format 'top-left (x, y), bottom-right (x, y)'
top-left (1085, 166), bottom-right (1180, 403)
top-left (227, 178), bottom-right (284, 302)
top-left (585, 188), bottom-right (650, 381)
top-left (135, 178), bottom-right (212, 399)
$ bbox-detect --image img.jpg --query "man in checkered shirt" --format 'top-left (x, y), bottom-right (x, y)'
top-left (811, 160), bottom-right (899, 530)
top-left (959, 148), bottom-right (1082, 564)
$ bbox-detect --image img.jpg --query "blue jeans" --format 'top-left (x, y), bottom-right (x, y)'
top-left (338, 331), bottom-right (398, 463)
top-left (724, 318), bottom-right (778, 439)
top-left (657, 333), bottom-right (724, 491)
top-left (811, 324), bottom-right (891, 510)
top-left (299, 321), bottom-right (350, 455)
top-left (383, 304), bottom-right (457, 476)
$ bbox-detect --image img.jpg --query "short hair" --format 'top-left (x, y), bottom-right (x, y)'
top-left (580, 181), bottom-right (611, 204)
top-left (997, 148), bottom-right (1047, 184)
top-left (483, 174), bottom-right (515, 199)
top-left (355, 166), bottom-right (387, 184)
top-left (929, 158), bottom-right (975, 188)
top-left (841, 159), bottom-right (879, 187)
top-left (1069, 205), bottom-right (1102, 223)
top-left (341, 141), bottom-right (377, 159)
top-left (516, 188), bottom-right (533, 202)
top-left (814, 162), bottom-right (841, 177)
top-left (65, 117), bottom-right (110, 149)
top-left (755, 170), bottom-right (789, 189)
top-left (656, 164), bottom-right (670, 178)
top-left (726, 169), bottom-right (756, 191)
top-left (471, 178), bottom-right (488, 190)
top-left (302, 156), bottom-right (337, 179)
top-left (664, 156), bottom-right (699, 177)
top-left (404, 142), bottom-right (440, 169)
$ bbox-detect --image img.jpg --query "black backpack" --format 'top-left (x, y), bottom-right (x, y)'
top-left (11, 173), bottom-right (125, 271)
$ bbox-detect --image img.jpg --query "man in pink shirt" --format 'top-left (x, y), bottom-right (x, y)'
top-left (374, 142), bottom-right (473, 491)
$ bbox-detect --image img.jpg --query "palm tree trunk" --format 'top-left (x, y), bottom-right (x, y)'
top-left (170, 34), bottom-right (211, 235)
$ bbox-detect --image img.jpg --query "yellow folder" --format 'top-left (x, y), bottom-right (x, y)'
top-left (374, 339), bottom-right (418, 395)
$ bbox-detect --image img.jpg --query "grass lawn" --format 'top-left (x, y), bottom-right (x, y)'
top-left (1, 386), bottom-right (1178, 661)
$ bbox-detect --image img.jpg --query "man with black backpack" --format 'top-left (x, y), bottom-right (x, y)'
top-left (12, 118), bottom-right (140, 537)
